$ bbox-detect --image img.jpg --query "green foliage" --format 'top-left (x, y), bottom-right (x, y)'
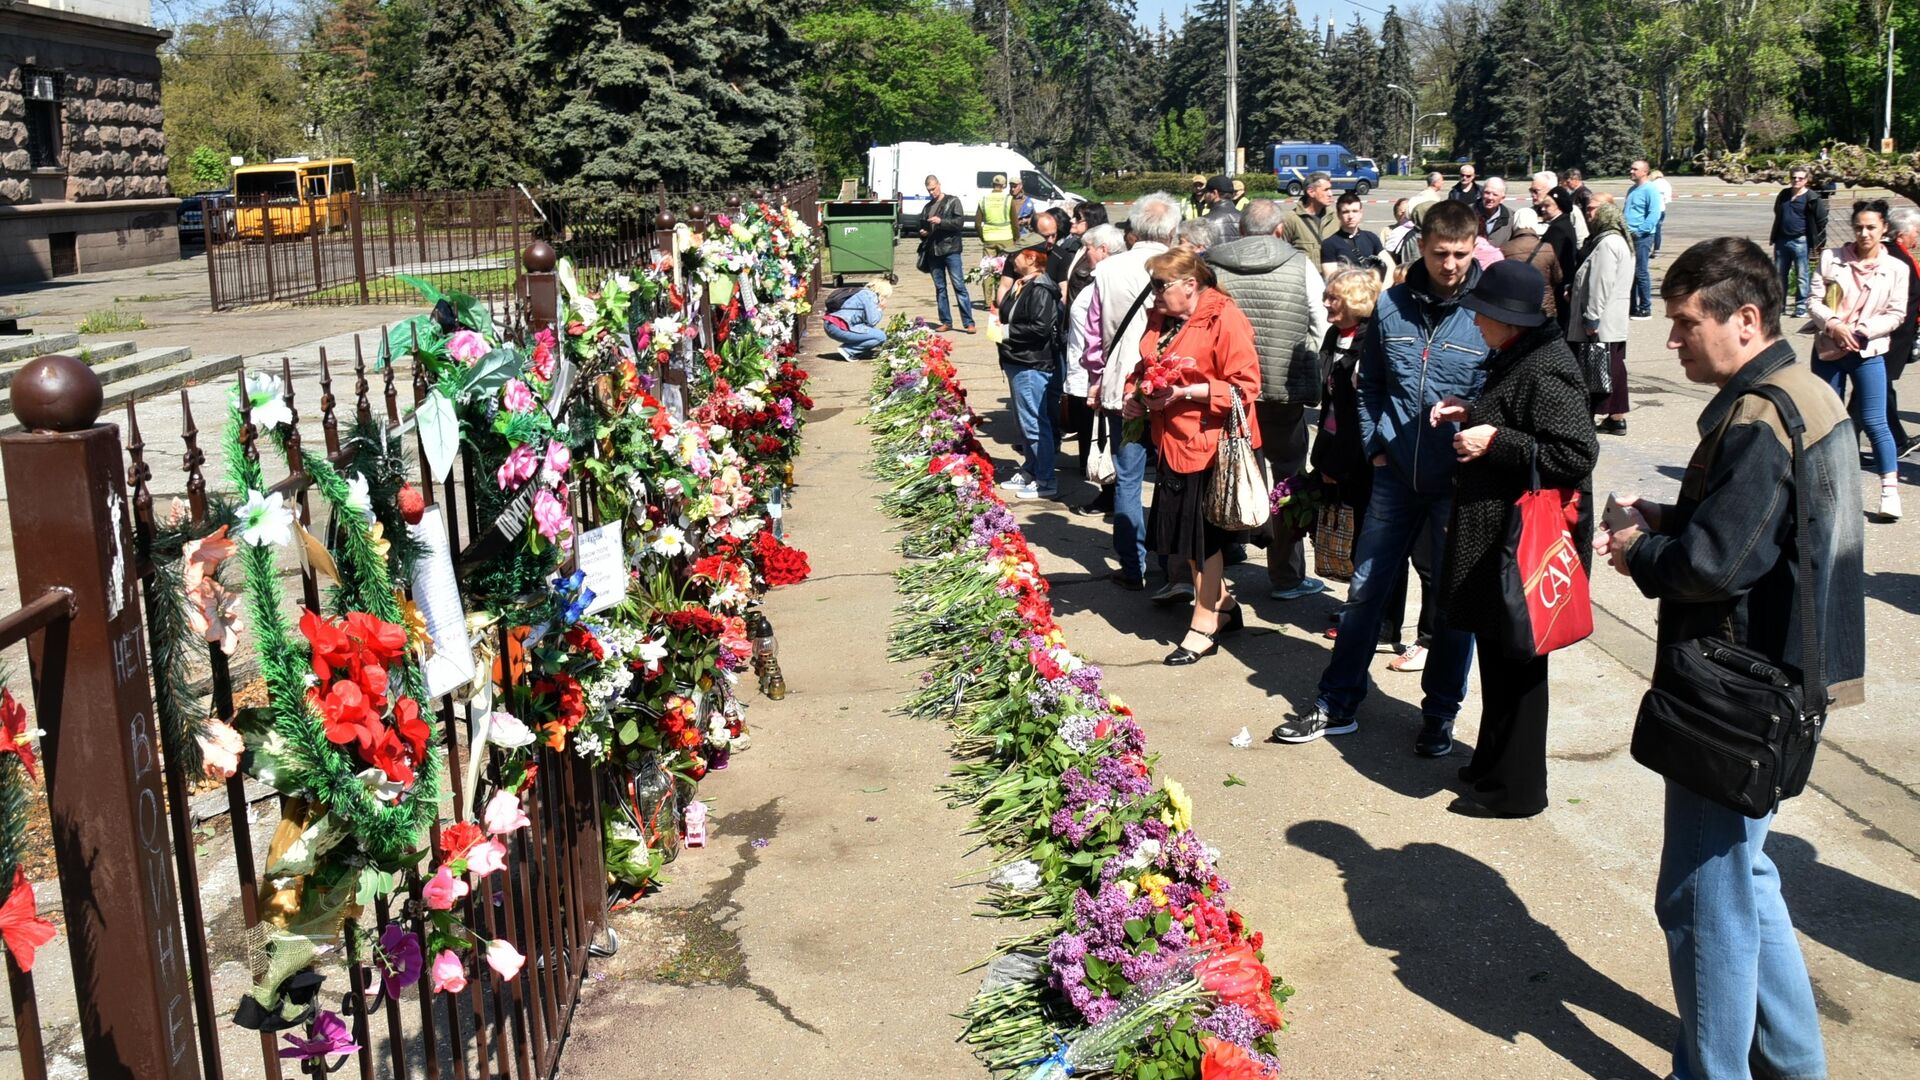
top-left (1327, 18), bottom-right (1384, 159)
top-left (1376, 7), bottom-right (1416, 158)
top-left (299, 0), bottom-right (434, 189)
top-left (75, 307), bottom-right (146, 334)
top-left (186, 146), bottom-right (230, 192)
top-left (416, 0), bottom-right (532, 190)
top-left (162, 16), bottom-right (307, 193)
top-left (1545, 14), bottom-right (1643, 176)
top-left (1240, 0), bottom-right (1334, 153)
top-left (1152, 109), bottom-right (1210, 173)
top-left (798, 1), bottom-right (994, 182)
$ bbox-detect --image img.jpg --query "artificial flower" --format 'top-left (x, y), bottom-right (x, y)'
top-left (648, 525), bottom-right (688, 558)
top-left (501, 379), bottom-right (537, 414)
top-left (354, 767), bottom-right (406, 802)
top-left (533, 488), bottom-right (572, 542)
top-left (422, 865), bottom-right (469, 911)
top-left (439, 820), bottom-right (486, 862)
top-left (236, 489), bottom-right (295, 548)
top-left (396, 482), bottom-right (426, 525)
top-left (1195, 942), bottom-right (1282, 1029)
top-left (278, 1010), bottom-right (358, 1061)
top-left (465, 838), bottom-right (508, 878)
top-left (196, 718), bottom-right (244, 780)
top-left (374, 923), bottom-right (423, 998)
top-left (1161, 777), bottom-right (1193, 833)
top-left (241, 370), bottom-right (295, 431)
top-left (1200, 1037), bottom-right (1274, 1080)
top-left (484, 790), bottom-right (530, 835)
top-left (542, 440), bottom-right (571, 480)
top-left (485, 710), bottom-right (537, 749)
top-left (0, 689), bottom-right (40, 780)
top-left (342, 472), bottom-right (372, 515)
top-left (184, 572), bottom-right (243, 652)
top-left (484, 939), bottom-right (525, 982)
top-left (429, 949), bottom-right (467, 994)
top-left (180, 524), bottom-right (236, 591)
top-left (0, 868), bottom-right (56, 971)
top-left (446, 329), bottom-right (490, 365)
top-left (495, 444), bottom-right (539, 491)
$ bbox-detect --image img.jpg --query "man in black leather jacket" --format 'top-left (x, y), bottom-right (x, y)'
top-left (916, 175), bottom-right (976, 333)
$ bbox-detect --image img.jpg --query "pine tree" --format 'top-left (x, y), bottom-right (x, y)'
top-left (1242, 0), bottom-right (1333, 158)
top-left (1377, 6), bottom-right (1416, 165)
top-left (1327, 19), bottom-right (1383, 157)
top-left (416, 0), bottom-right (530, 191)
top-left (1548, 19), bottom-right (1643, 175)
top-left (1161, 0), bottom-right (1230, 162)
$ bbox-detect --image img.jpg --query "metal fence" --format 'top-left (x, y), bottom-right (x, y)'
top-left (203, 181), bottom-right (821, 312)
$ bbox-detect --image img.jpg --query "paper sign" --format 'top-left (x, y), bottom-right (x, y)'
top-left (574, 521), bottom-right (628, 617)
top-left (408, 504), bottom-right (477, 699)
top-left (546, 356), bottom-right (576, 420)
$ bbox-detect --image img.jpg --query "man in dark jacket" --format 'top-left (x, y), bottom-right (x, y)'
top-left (916, 175), bottom-right (975, 333)
top-left (1768, 166), bottom-right (1826, 319)
top-left (1209, 198), bottom-right (1331, 599)
top-left (1200, 175), bottom-right (1243, 243)
top-left (1274, 199), bottom-right (1487, 754)
top-left (1599, 237), bottom-right (1862, 1080)
top-left (1479, 177), bottom-right (1513, 244)
top-left (1448, 163), bottom-right (1482, 205)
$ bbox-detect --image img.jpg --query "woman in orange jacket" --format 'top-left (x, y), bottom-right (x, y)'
top-left (1121, 248), bottom-right (1264, 664)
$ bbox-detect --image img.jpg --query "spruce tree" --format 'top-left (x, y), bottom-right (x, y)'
top-left (1327, 19), bottom-right (1383, 158)
top-left (416, 0), bottom-right (530, 191)
top-left (1377, 6), bottom-right (1416, 165)
top-left (1161, 0), bottom-right (1230, 162)
top-left (1242, 0), bottom-right (1333, 156)
top-left (1549, 21), bottom-right (1643, 175)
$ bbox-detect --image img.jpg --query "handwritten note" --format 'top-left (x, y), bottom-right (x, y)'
top-left (575, 521), bottom-right (628, 617)
top-left (408, 504), bottom-right (477, 698)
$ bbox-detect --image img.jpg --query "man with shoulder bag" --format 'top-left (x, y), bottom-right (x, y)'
top-left (1595, 238), bottom-right (1864, 1080)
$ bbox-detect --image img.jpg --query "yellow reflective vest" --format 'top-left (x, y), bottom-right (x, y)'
top-left (980, 192), bottom-right (1015, 245)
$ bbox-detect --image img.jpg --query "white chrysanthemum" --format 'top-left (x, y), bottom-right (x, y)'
top-left (648, 525), bottom-right (688, 557)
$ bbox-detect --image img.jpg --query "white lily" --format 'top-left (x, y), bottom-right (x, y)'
top-left (242, 370), bottom-right (295, 431)
top-left (236, 489), bottom-right (295, 547)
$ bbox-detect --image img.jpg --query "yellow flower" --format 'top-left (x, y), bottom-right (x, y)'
top-left (1117, 879), bottom-right (1138, 899)
top-left (1138, 872), bottom-right (1173, 907)
top-left (1160, 777), bottom-right (1193, 833)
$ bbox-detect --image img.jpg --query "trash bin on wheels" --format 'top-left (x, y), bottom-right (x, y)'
top-left (822, 200), bottom-right (899, 286)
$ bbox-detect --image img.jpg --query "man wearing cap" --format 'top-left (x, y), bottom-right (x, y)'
top-left (980, 174), bottom-right (1018, 255)
top-left (1431, 256), bottom-right (1597, 817)
top-left (1008, 177), bottom-right (1037, 234)
top-left (1281, 171), bottom-right (1337, 261)
top-left (1232, 178), bottom-right (1250, 211)
top-left (1200, 174), bottom-right (1243, 243)
top-left (1184, 174), bottom-right (1207, 220)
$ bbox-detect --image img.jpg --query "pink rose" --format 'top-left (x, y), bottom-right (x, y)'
top-left (494, 444), bottom-right (538, 491)
top-left (447, 330), bottom-right (489, 365)
top-left (501, 379), bottom-right (537, 414)
top-left (465, 838), bottom-right (508, 878)
top-left (485, 939), bottom-right (525, 982)
top-left (533, 488), bottom-right (572, 542)
top-left (543, 441), bottom-right (571, 479)
top-left (422, 865), bottom-right (469, 911)
top-left (484, 790), bottom-right (530, 835)
top-left (429, 949), bottom-right (466, 994)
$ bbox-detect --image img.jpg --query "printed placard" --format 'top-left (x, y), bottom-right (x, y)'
top-left (575, 520), bottom-right (628, 617)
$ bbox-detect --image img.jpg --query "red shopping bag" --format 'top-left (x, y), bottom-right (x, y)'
top-left (1499, 485), bottom-right (1593, 657)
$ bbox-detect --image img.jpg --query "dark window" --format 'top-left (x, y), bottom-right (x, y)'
top-left (24, 70), bottom-right (62, 169)
top-left (304, 172), bottom-right (329, 199)
top-left (49, 232), bottom-right (77, 277)
top-left (236, 171), bottom-right (299, 200)
top-left (1316, 153), bottom-right (1330, 168)
top-left (976, 171), bottom-right (1000, 190)
top-left (329, 162), bottom-right (357, 193)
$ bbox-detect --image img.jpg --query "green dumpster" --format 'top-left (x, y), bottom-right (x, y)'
top-left (822, 200), bottom-right (899, 284)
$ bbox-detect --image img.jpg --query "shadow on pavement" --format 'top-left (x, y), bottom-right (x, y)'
top-left (1769, 832), bottom-right (1920, 985)
top-left (1864, 570), bottom-right (1920, 616)
top-left (1288, 820), bottom-right (1675, 1079)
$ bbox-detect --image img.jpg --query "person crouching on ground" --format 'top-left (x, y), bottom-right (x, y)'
top-left (819, 279), bottom-right (890, 360)
top-left (1431, 259), bottom-right (1598, 817)
top-left (997, 248), bottom-right (1065, 501)
top-left (1121, 248), bottom-right (1263, 664)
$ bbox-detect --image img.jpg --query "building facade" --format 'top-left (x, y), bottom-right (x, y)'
top-left (1, 0), bottom-right (176, 284)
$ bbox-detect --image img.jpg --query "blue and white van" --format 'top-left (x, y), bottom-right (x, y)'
top-left (1269, 142), bottom-right (1381, 196)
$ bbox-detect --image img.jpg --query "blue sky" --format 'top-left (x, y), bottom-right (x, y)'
top-left (1134, 1), bottom-right (1389, 32)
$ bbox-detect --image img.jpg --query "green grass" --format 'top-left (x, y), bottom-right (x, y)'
top-left (114, 293), bottom-right (188, 304)
top-left (308, 266), bottom-right (518, 304)
top-left (76, 307), bottom-right (147, 334)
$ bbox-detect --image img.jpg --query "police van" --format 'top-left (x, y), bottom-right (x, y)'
top-left (1269, 142), bottom-right (1382, 196)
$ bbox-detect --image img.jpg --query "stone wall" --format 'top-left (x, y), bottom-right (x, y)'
top-left (0, 14), bottom-right (170, 206)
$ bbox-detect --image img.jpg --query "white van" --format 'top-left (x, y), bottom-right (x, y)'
top-left (867, 142), bottom-right (1081, 232)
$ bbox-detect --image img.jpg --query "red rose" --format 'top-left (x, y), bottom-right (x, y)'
top-left (441, 821), bottom-right (485, 861)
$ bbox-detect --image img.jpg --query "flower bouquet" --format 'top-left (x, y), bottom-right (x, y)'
top-left (1123, 352), bottom-right (1197, 444)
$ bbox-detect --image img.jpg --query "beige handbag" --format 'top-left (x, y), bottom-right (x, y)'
top-left (1206, 392), bottom-right (1272, 531)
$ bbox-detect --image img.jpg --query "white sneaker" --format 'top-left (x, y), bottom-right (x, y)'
top-left (1881, 485), bottom-right (1902, 521)
top-left (999, 470), bottom-right (1032, 491)
top-left (1019, 484), bottom-right (1057, 501)
top-left (1005, 479), bottom-right (1038, 499)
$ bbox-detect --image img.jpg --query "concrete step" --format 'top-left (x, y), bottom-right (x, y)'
top-left (0, 340), bottom-right (137, 391)
top-left (0, 353), bottom-right (242, 433)
top-left (0, 333), bottom-right (80, 365)
top-left (89, 346), bottom-right (194, 389)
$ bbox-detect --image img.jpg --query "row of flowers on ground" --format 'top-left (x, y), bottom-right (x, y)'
top-left (0, 201), bottom-right (819, 1064)
top-left (866, 327), bottom-right (1291, 1080)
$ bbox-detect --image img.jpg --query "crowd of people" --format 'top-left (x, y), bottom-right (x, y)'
top-left (815, 161), bottom-right (1911, 1080)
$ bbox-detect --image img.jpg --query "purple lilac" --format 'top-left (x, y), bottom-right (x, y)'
top-left (1198, 1002), bottom-right (1275, 1046)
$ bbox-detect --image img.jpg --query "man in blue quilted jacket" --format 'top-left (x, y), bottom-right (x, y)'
top-left (1274, 199), bottom-right (1486, 756)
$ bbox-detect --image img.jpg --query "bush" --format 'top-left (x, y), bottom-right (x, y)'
top-left (76, 307), bottom-right (147, 334)
top-left (1081, 171), bottom-right (1283, 202)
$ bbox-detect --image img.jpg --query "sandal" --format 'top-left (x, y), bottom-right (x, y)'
top-left (1164, 631), bottom-right (1218, 666)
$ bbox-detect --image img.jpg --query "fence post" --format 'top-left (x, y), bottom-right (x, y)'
top-left (522, 241), bottom-right (558, 334)
top-left (349, 192), bottom-right (370, 304)
top-left (204, 196), bottom-right (224, 311)
top-left (0, 356), bottom-right (200, 1080)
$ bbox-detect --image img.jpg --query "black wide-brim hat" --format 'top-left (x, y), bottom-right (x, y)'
top-left (1459, 259), bottom-right (1549, 328)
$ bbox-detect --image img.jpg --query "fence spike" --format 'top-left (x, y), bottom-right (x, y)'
top-left (181, 389), bottom-right (208, 523)
top-left (235, 365), bottom-right (259, 465)
top-left (354, 333), bottom-right (373, 427)
top-left (280, 354), bottom-right (303, 474)
top-left (125, 400), bottom-right (154, 550)
top-left (318, 345), bottom-right (340, 456)
top-left (383, 333), bottom-right (400, 424)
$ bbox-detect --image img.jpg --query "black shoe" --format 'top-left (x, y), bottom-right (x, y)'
top-left (1415, 717), bottom-right (1455, 757)
top-left (1074, 491), bottom-right (1116, 516)
top-left (1900, 437), bottom-right (1920, 460)
top-left (1106, 570), bottom-right (1145, 591)
top-left (1269, 707), bottom-right (1358, 744)
top-left (1164, 632), bottom-right (1218, 666)
top-left (1216, 605), bottom-right (1245, 635)
top-left (1596, 418), bottom-right (1628, 436)
top-left (1446, 795), bottom-right (1544, 819)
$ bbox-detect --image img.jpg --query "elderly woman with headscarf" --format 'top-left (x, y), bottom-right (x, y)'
top-left (1430, 260), bottom-right (1599, 817)
top-left (1569, 200), bottom-right (1636, 434)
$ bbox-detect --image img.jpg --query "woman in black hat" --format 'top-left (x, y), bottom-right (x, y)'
top-left (1427, 259), bottom-right (1598, 817)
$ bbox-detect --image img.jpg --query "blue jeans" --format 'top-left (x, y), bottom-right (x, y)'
top-left (1812, 351), bottom-right (1896, 473)
top-left (823, 322), bottom-right (885, 357)
top-left (1655, 783), bottom-right (1827, 1080)
top-left (1315, 466), bottom-right (1474, 724)
top-left (1774, 237), bottom-right (1810, 311)
top-left (1002, 363), bottom-right (1056, 487)
top-left (1105, 411), bottom-right (1149, 580)
top-left (928, 251), bottom-right (974, 329)
top-left (1632, 232), bottom-right (1656, 315)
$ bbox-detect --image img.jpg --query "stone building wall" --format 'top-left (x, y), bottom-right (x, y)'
top-left (0, 38), bottom-right (170, 205)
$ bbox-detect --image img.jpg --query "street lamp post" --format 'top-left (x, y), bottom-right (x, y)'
top-left (1386, 83), bottom-right (1416, 176)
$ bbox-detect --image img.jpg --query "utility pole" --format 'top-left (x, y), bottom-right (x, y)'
top-left (1003, 3), bottom-right (1017, 149)
top-left (1885, 22), bottom-right (1897, 152)
top-left (1225, 0), bottom-right (1239, 177)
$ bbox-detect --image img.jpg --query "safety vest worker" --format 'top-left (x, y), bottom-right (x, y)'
top-left (980, 175), bottom-right (1016, 252)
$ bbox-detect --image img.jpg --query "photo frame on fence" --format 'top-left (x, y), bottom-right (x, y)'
top-left (408, 503), bottom-right (478, 699)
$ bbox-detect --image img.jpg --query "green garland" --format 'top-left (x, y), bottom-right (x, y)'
top-left (138, 494), bottom-right (239, 780)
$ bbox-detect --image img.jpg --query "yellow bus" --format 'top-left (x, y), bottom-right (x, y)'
top-left (232, 158), bottom-right (359, 240)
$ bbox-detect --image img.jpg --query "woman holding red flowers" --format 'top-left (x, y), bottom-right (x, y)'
top-left (1121, 249), bottom-right (1263, 665)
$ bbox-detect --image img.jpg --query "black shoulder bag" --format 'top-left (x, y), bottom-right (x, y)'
top-left (1629, 385), bottom-right (1826, 818)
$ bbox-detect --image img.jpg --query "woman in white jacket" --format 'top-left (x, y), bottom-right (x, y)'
top-left (1064, 225), bottom-right (1128, 475)
top-left (1810, 199), bottom-right (1911, 520)
top-left (1568, 200), bottom-right (1635, 434)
